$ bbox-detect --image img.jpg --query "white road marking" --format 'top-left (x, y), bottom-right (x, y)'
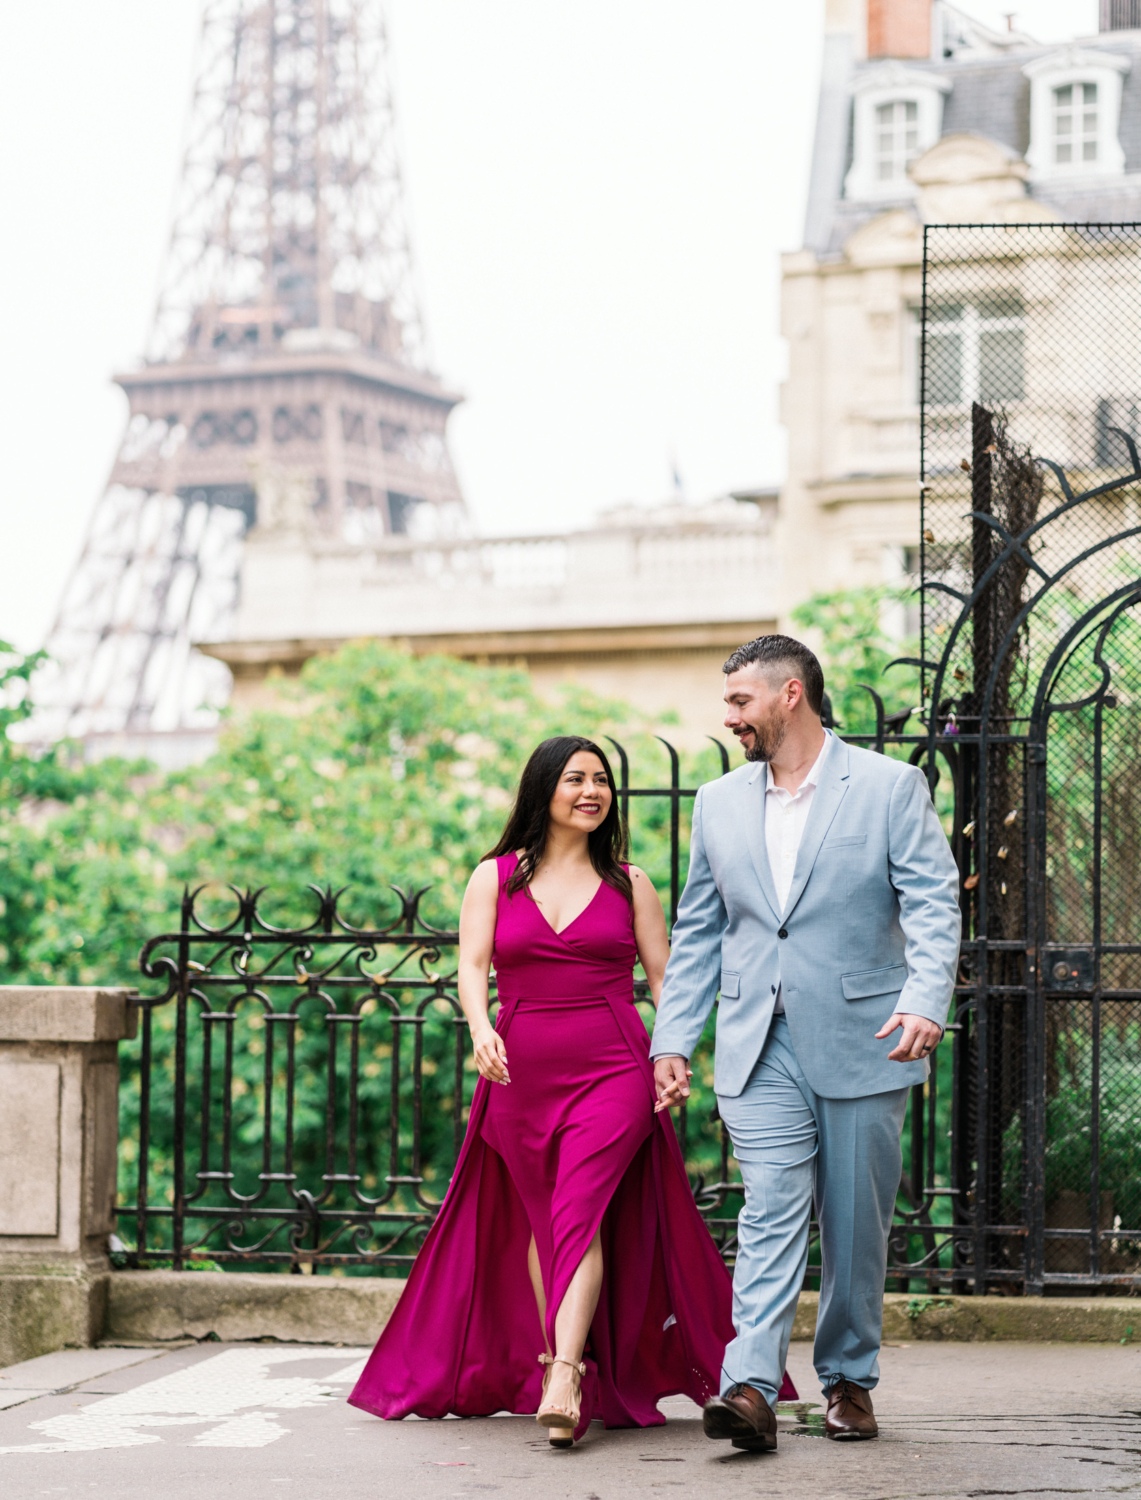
top-left (0, 1347), bottom-right (372, 1455)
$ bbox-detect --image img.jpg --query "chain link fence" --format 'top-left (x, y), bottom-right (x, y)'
top-left (922, 223), bottom-right (1141, 1287)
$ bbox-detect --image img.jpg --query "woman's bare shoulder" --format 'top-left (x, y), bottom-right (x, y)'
top-left (466, 857), bottom-right (500, 893)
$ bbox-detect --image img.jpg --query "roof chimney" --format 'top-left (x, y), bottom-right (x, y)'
top-left (1101, 0), bottom-right (1141, 29)
top-left (867, 0), bottom-right (932, 58)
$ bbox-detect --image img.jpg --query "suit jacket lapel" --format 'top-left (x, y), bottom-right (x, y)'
top-left (743, 765), bottom-right (782, 921)
top-left (782, 735), bottom-right (851, 923)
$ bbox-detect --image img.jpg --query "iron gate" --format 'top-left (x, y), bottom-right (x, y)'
top-left (912, 223), bottom-right (1141, 1291)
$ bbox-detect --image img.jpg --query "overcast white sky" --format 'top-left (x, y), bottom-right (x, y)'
top-left (0, 0), bottom-right (1097, 651)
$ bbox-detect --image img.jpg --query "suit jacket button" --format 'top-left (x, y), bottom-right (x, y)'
top-left (778, 927), bottom-right (788, 939)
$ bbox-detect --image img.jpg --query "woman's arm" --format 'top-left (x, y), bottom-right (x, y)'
top-left (458, 859), bottom-right (510, 1084)
top-left (630, 865), bottom-right (670, 1007)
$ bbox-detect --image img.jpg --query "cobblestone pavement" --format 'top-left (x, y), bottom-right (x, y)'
top-left (0, 1338), bottom-right (1138, 1499)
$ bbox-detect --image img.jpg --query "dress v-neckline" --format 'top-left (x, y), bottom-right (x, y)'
top-left (527, 878), bottom-right (604, 940)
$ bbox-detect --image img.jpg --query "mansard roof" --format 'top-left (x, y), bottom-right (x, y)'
top-left (804, 22), bottom-right (1141, 260)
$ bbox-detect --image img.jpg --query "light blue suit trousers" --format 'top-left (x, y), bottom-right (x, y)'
top-left (717, 1016), bottom-right (908, 1407)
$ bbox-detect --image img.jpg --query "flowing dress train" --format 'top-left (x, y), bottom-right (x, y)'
top-left (349, 853), bottom-right (796, 1434)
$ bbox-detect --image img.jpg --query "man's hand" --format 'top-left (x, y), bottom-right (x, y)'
top-left (875, 1012), bottom-right (943, 1062)
top-left (654, 1055), bottom-right (693, 1113)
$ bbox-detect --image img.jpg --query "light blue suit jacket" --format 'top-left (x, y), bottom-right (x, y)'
top-left (650, 734), bottom-right (961, 1100)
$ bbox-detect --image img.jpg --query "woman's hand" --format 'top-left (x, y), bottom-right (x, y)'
top-left (471, 1025), bottom-right (510, 1084)
top-left (459, 863), bottom-right (505, 1082)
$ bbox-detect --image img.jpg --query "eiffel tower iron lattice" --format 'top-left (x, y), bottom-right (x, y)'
top-left (36, 0), bottom-right (467, 755)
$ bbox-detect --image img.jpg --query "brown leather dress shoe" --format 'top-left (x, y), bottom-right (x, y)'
top-left (702, 1384), bottom-right (778, 1451)
top-left (824, 1376), bottom-right (878, 1440)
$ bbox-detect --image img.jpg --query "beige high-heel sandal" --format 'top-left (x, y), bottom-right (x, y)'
top-left (537, 1352), bottom-right (584, 1446)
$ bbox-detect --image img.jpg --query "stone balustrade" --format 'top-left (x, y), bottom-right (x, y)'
top-left (232, 499), bottom-right (781, 643)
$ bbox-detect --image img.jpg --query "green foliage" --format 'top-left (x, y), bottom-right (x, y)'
top-left (0, 640), bottom-right (160, 984)
top-left (905, 1295), bottom-right (952, 1320)
top-left (1003, 1020), bottom-right (1141, 1234)
top-left (4, 591), bottom-right (1066, 1280)
top-left (1030, 587), bottom-right (1141, 950)
top-left (1, 642), bottom-right (643, 985)
top-left (790, 586), bottom-right (919, 733)
top-left (1, 640), bottom-right (733, 1266)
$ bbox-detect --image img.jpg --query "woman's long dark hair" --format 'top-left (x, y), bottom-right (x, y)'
top-left (484, 736), bottom-right (632, 903)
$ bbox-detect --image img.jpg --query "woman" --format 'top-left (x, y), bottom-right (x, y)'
top-left (349, 735), bottom-right (794, 1445)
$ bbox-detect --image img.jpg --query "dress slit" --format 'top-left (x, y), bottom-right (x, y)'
top-left (540, 1123), bottom-right (645, 1351)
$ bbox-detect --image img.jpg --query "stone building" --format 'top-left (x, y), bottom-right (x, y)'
top-left (153, 0), bottom-right (1141, 747)
top-left (777, 0), bottom-right (1141, 624)
top-left (203, 490), bottom-right (779, 743)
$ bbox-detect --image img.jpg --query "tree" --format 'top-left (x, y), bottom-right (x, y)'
top-left (2, 609), bottom-right (935, 1270)
top-left (791, 585), bottom-right (919, 733)
top-left (3, 642), bottom-right (733, 1264)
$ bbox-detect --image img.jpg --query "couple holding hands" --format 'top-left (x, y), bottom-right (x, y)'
top-left (350, 633), bottom-right (960, 1453)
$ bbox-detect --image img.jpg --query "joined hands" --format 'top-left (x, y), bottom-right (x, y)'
top-left (653, 1056), bottom-right (692, 1112)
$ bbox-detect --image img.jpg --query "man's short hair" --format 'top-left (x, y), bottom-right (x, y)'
top-left (722, 634), bottom-right (825, 715)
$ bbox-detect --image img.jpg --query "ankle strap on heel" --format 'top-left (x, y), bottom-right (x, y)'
top-left (537, 1352), bottom-right (586, 1376)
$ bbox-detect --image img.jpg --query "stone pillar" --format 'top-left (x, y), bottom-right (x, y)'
top-left (0, 986), bottom-right (137, 1365)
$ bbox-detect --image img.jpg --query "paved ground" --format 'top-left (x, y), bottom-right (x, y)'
top-left (0, 1338), bottom-right (1138, 1499)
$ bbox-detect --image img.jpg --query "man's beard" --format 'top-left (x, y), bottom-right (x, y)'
top-left (741, 713), bottom-right (786, 763)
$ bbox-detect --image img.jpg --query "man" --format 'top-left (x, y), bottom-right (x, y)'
top-left (651, 635), bottom-right (959, 1450)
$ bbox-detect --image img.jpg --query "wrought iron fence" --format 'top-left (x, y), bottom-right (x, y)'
top-left (115, 732), bottom-right (951, 1280)
top-left (115, 741), bottom-right (712, 1272)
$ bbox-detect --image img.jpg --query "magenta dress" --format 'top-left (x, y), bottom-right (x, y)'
top-left (349, 853), bottom-right (796, 1435)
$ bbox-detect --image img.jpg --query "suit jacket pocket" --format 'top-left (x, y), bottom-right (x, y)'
top-left (823, 833), bottom-right (867, 848)
top-left (720, 970), bottom-right (740, 999)
top-left (841, 963), bottom-right (907, 1000)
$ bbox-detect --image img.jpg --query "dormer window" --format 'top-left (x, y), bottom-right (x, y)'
top-left (876, 100), bottom-right (920, 183)
top-left (1053, 82), bottom-right (1099, 165)
top-left (1024, 48), bottom-right (1130, 180)
top-left (845, 64), bottom-right (951, 203)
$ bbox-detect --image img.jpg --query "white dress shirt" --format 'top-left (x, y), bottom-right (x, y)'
top-left (764, 730), bottom-right (832, 1012)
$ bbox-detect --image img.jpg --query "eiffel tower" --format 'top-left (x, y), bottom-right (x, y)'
top-left (36, 0), bottom-right (467, 755)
